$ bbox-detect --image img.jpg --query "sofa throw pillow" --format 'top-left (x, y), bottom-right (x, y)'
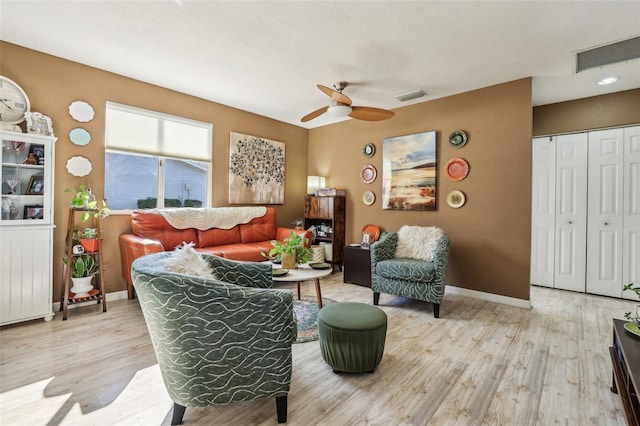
top-left (395, 226), bottom-right (444, 261)
top-left (162, 242), bottom-right (214, 278)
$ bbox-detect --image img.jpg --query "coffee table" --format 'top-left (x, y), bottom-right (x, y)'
top-left (272, 264), bottom-right (332, 308)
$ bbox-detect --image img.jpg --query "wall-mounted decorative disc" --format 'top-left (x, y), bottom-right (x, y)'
top-left (68, 101), bottom-right (95, 122)
top-left (449, 130), bottom-right (468, 148)
top-left (66, 156), bottom-right (92, 177)
top-left (363, 143), bottom-right (376, 157)
top-left (446, 190), bottom-right (466, 208)
top-left (69, 128), bottom-right (91, 145)
top-left (362, 191), bottom-right (375, 206)
top-left (444, 157), bottom-right (469, 181)
top-left (360, 164), bottom-right (377, 184)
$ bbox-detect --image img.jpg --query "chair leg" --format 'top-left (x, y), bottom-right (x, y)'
top-left (276, 395), bottom-right (288, 423)
top-left (171, 403), bottom-right (186, 425)
top-left (433, 303), bottom-right (440, 318)
top-left (373, 292), bottom-right (380, 305)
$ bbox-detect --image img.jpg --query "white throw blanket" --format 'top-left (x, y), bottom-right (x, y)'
top-left (155, 207), bottom-right (267, 231)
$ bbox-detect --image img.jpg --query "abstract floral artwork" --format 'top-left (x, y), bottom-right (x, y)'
top-left (382, 130), bottom-right (437, 211)
top-left (229, 132), bottom-right (285, 204)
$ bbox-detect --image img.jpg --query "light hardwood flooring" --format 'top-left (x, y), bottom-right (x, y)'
top-left (0, 273), bottom-right (636, 425)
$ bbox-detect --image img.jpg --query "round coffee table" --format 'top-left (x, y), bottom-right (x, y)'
top-left (272, 264), bottom-right (332, 308)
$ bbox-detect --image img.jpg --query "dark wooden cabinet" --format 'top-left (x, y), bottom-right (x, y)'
top-left (304, 195), bottom-right (345, 270)
top-left (610, 319), bottom-right (640, 426)
top-left (343, 245), bottom-right (372, 287)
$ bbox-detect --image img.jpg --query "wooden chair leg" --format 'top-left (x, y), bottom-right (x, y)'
top-left (373, 292), bottom-right (380, 305)
top-left (276, 395), bottom-right (287, 423)
top-left (171, 403), bottom-right (186, 425)
top-left (433, 303), bottom-right (440, 318)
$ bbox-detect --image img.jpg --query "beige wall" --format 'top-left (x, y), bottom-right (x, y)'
top-left (1, 42), bottom-right (309, 299)
top-left (308, 78), bottom-right (533, 300)
top-left (533, 88), bottom-right (640, 136)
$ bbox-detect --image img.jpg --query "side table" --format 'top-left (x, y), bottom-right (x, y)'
top-left (609, 318), bottom-right (640, 426)
top-left (343, 245), bottom-right (371, 288)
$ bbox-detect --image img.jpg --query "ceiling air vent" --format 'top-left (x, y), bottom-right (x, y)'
top-left (576, 36), bottom-right (640, 73)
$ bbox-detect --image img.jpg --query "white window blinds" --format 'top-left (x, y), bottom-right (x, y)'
top-left (105, 101), bottom-right (212, 161)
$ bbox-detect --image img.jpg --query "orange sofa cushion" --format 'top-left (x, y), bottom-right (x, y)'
top-left (239, 208), bottom-right (277, 243)
top-left (131, 210), bottom-right (197, 250)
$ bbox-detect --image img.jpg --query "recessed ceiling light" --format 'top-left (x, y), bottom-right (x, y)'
top-left (598, 76), bottom-right (620, 85)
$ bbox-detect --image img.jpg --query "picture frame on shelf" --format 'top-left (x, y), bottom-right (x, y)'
top-left (23, 204), bottom-right (44, 220)
top-left (25, 175), bottom-right (44, 195)
top-left (25, 112), bottom-right (54, 136)
top-left (29, 144), bottom-right (45, 165)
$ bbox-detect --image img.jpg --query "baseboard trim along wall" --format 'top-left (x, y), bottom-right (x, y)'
top-left (52, 290), bottom-right (129, 312)
top-left (445, 286), bottom-right (532, 309)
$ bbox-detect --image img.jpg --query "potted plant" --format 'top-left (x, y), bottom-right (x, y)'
top-left (79, 227), bottom-right (99, 252)
top-left (623, 283), bottom-right (640, 327)
top-left (64, 184), bottom-right (111, 221)
top-left (265, 231), bottom-right (311, 269)
top-left (65, 255), bottom-right (100, 297)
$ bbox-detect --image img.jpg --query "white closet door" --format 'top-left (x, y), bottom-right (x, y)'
top-left (587, 128), bottom-right (624, 297)
top-left (531, 137), bottom-right (556, 286)
top-left (554, 133), bottom-right (588, 292)
top-left (623, 126), bottom-right (640, 301)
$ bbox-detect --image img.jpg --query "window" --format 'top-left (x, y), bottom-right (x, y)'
top-left (104, 102), bottom-right (212, 210)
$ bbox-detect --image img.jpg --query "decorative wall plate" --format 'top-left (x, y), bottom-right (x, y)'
top-left (363, 143), bottom-right (376, 157)
top-left (449, 130), bottom-right (468, 148)
top-left (68, 101), bottom-right (95, 122)
top-left (362, 190), bottom-right (375, 206)
top-left (69, 128), bottom-right (91, 145)
top-left (360, 164), bottom-right (377, 184)
top-left (444, 157), bottom-right (469, 181)
top-left (446, 190), bottom-right (466, 208)
top-left (66, 156), bottom-right (92, 177)
top-left (361, 223), bottom-right (381, 241)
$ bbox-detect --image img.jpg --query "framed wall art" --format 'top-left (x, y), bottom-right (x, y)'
top-left (382, 130), bottom-right (437, 211)
top-left (229, 132), bottom-right (285, 204)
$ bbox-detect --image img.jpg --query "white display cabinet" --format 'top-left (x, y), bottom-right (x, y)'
top-left (1, 130), bottom-right (57, 325)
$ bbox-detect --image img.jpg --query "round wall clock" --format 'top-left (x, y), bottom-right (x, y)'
top-left (0, 76), bottom-right (31, 126)
top-left (363, 143), bottom-right (376, 157)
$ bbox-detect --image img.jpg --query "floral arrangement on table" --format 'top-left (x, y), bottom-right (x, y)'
top-left (263, 231), bottom-right (311, 269)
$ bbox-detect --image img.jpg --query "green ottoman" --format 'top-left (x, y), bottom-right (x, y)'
top-left (317, 302), bottom-right (387, 373)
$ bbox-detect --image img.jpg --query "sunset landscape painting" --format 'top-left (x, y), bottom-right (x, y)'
top-left (382, 131), bottom-right (437, 211)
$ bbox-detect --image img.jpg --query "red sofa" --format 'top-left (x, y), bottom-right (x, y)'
top-left (119, 207), bottom-right (310, 299)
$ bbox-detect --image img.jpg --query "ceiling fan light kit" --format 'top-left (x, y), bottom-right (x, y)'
top-left (327, 104), bottom-right (352, 117)
top-left (301, 81), bottom-right (395, 123)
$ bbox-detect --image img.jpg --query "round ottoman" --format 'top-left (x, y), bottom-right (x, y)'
top-left (317, 302), bottom-right (387, 373)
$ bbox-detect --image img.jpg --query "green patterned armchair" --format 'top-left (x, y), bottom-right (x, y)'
top-left (370, 229), bottom-right (450, 318)
top-left (132, 252), bottom-right (296, 424)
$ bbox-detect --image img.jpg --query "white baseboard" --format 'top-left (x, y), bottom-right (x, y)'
top-left (445, 285), bottom-right (531, 309)
top-left (52, 290), bottom-right (129, 311)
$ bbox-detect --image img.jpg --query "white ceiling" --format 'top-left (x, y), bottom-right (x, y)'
top-left (1, 1), bottom-right (639, 129)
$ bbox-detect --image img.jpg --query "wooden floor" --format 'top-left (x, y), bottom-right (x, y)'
top-left (0, 273), bottom-right (636, 425)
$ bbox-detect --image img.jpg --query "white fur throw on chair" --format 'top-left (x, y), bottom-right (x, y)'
top-left (395, 226), bottom-right (444, 261)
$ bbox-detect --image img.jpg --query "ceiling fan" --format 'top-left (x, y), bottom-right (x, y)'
top-left (301, 81), bottom-right (395, 123)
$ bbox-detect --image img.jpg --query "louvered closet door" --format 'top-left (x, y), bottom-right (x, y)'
top-left (586, 129), bottom-right (624, 297)
top-left (623, 126), bottom-right (640, 301)
top-left (531, 137), bottom-right (556, 287)
top-left (554, 133), bottom-right (588, 292)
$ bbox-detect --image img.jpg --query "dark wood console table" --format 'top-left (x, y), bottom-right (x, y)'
top-left (610, 318), bottom-right (640, 426)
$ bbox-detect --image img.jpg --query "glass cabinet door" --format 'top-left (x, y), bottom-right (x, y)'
top-left (1, 132), bottom-right (55, 224)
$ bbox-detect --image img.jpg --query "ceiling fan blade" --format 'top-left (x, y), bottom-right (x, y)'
top-left (349, 106), bottom-right (395, 121)
top-left (317, 84), bottom-right (352, 106)
top-left (301, 106), bottom-right (329, 122)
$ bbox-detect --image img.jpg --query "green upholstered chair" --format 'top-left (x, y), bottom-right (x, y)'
top-left (132, 252), bottom-right (296, 424)
top-left (370, 230), bottom-right (450, 318)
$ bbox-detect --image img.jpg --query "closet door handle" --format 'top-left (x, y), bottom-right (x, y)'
top-left (604, 222), bottom-right (609, 226)
top-left (568, 220), bottom-right (573, 224)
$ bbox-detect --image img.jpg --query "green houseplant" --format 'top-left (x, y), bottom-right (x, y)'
top-left (64, 185), bottom-right (111, 221)
top-left (64, 255), bottom-right (100, 297)
top-left (265, 231), bottom-right (311, 269)
top-left (79, 227), bottom-right (99, 252)
top-left (623, 283), bottom-right (640, 327)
